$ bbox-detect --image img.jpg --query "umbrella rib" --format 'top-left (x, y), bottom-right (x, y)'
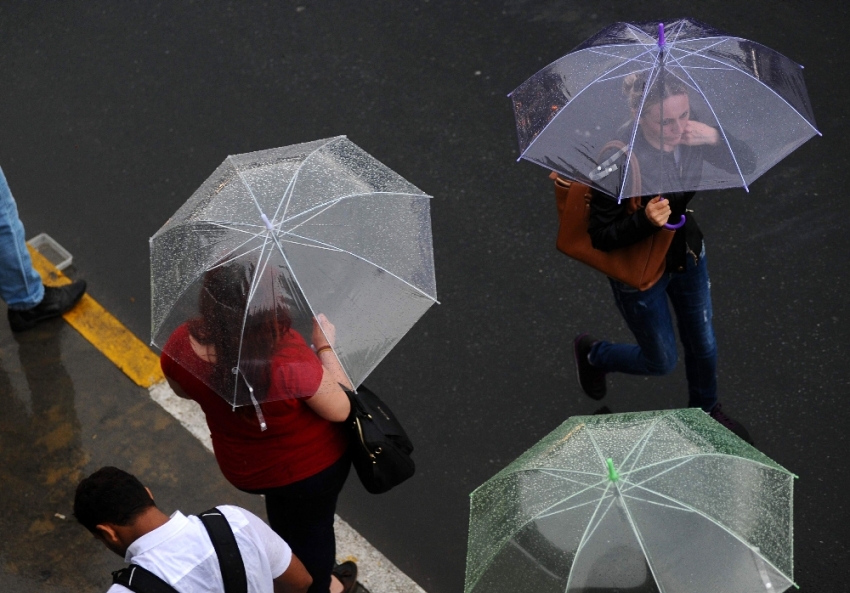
top-left (191, 222), bottom-right (267, 237)
top-left (277, 237), bottom-right (343, 252)
top-left (613, 486), bottom-right (668, 593)
top-left (666, 54), bottom-right (751, 189)
top-left (619, 417), bottom-right (663, 473)
top-left (667, 38), bottom-right (729, 59)
top-left (519, 44), bottom-right (659, 162)
top-left (619, 50), bottom-right (663, 201)
top-left (150, 236), bottom-right (266, 343)
top-left (521, 477), bottom-right (611, 525)
top-left (620, 492), bottom-right (690, 512)
top-left (564, 490), bottom-right (617, 593)
top-left (669, 43), bottom-right (820, 135)
top-left (283, 231), bottom-right (439, 302)
top-left (229, 156), bottom-right (272, 225)
top-left (586, 48), bottom-right (656, 65)
top-left (274, 137), bottom-right (345, 224)
top-left (665, 19), bottom-right (688, 45)
top-left (622, 22), bottom-right (656, 45)
top-left (625, 481), bottom-right (795, 583)
top-left (625, 451), bottom-right (795, 477)
top-left (282, 191), bottom-right (430, 227)
top-left (191, 219), bottom-right (266, 229)
top-left (515, 466), bottom-right (610, 479)
top-left (266, 226), bottom-right (357, 389)
top-left (584, 426), bottom-right (610, 469)
top-left (233, 232), bottom-right (274, 405)
top-left (537, 469), bottom-right (609, 490)
top-left (209, 243), bottom-right (267, 272)
top-left (619, 457), bottom-right (697, 493)
top-left (466, 480), bottom-right (612, 593)
top-left (594, 64), bottom-right (654, 85)
top-left (535, 494), bottom-right (613, 520)
top-left (281, 198), bottom-right (348, 234)
top-left (247, 234), bottom-right (277, 303)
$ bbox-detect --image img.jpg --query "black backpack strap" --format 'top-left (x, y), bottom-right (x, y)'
top-left (197, 507), bottom-right (248, 593)
top-left (112, 565), bottom-right (180, 593)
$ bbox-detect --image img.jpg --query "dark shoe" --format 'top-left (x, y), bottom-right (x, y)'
top-left (7, 281), bottom-right (87, 332)
top-left (709, 403), bottom-right (753, 444)
top-left (332, 561), bottom-right (358, 593)
top-left (574, 333), bottom-right (606, 400)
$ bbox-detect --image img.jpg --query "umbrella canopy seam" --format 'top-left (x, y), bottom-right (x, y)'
top-left (624, 480), bottom-right (795, 584)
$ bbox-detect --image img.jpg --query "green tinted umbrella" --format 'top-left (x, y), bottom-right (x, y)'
top-left (466, 409), bottom-right (796, 593)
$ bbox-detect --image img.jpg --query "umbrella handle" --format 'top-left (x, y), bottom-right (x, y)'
top-left (664, 215), bottom-right (686, 230)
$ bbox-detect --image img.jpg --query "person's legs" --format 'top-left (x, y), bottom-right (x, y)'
top-left (666, 246), bottom-right (717, 411)
top-left (588, 275), bottom-right (679, 377)
top-left (0, 167), bottom-right (43, 309)
top-left (256, 455), bottom-right (351, 593)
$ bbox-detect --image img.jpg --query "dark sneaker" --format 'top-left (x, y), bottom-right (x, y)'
top-left (709, 403), bottom-right (753, 444)
top-left (332, 561), bottom-right (358, 593)
top-left (7, 280), bottom-right (87, 332)
top-left (574, 333), bottom-right (606, 400)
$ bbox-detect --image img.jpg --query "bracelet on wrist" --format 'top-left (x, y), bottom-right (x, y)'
top-left (315, 346), bottom-right (333, 356)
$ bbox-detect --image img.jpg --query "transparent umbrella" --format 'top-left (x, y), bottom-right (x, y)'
top-left (151, 136), bottom-right (437, 408)
top-left (466, 409), bottom-right (796, 593)
top-left (510, 18), bottom-right (820, 202)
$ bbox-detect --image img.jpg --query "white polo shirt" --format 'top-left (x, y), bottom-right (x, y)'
top-left (107, 505), bottom-right (291, 593)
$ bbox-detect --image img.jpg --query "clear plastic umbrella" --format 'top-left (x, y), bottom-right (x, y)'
top-left (466, 409), bottom-right (796, 593)
top-left (510, 18), bottom-right (820, 203)
top-left (151, 136), bottom-right (437, 408)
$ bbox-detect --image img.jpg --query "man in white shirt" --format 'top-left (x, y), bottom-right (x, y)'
top-left (74, 466), bottom-right (312, 593)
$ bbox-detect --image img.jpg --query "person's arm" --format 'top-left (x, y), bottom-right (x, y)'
top-left (273, 554), bottom-right (312, 593)
top-left (588, 190), bottom-right (663, 252)
top-left (239, 508), bottom-right (313, 593)
top-left (683, 120), bottom-right (757, 176)
top-left (304, 314), bottom-right (352, 422)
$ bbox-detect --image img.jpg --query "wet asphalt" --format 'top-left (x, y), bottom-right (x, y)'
top-left (1, 1), bottom-right (848, 592)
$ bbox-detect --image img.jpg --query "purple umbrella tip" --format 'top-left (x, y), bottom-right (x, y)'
top-left (658, 22), bottom-right (666, 47)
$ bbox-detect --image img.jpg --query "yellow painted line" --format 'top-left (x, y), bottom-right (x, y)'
top-left (28, 245), bottom-right (164, 388)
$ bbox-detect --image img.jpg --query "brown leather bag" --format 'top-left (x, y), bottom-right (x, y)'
top-left (553, 142), bottom-right (674, 291)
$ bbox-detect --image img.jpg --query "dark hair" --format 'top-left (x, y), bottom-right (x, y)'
top-left (187, 260), bottom-right (292, 404)
top-left (73, 467), bottom-right (155, 534)
top-left (623, 70), bottom-right (688, 113)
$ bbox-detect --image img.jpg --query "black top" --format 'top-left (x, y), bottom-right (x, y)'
top-left (588, 126), bottom-right (755, 273)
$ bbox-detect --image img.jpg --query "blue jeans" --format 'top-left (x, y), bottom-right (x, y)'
top-left (589, 245), bottom-right (718, 411)
top-left (0, 167), bottom-right (43, 309)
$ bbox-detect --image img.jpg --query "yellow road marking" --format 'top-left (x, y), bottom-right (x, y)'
top-left (28, 246), bottom-right (164, 388)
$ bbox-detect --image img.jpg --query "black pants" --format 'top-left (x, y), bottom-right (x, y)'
top-left (246, 454), bottom-right (351, 593)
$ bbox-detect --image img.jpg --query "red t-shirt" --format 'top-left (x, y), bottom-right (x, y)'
top-left (160, 323), bottom-right (348, 490)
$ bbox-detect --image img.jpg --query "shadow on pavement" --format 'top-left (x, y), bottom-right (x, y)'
top-left (0, 312), bottom-right (267, 592)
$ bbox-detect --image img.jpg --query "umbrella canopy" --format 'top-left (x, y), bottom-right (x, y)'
top-left (151, 136), bottom-right (437, 407)
top-left (466, 409), bottom-right (796, 593)
top-left (510, 18), bottom-right (819, 200)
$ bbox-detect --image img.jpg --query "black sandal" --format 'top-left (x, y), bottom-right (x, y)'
top-left (332, 561), bottom-right (358, 593)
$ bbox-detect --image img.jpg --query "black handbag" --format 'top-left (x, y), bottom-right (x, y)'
top-left (345, 385), bottom-right (415, 494)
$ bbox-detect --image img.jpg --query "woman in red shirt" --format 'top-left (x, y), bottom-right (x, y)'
top-left (160, 262), bottom-right (356, 593)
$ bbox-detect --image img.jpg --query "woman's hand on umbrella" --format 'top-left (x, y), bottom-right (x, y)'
top-left (312, 314), bottom-right (336, 349)
top-left (681, 121), bottom-right (720, 146)
top-left (646, 196), bottom-right (672, 227)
